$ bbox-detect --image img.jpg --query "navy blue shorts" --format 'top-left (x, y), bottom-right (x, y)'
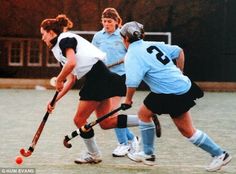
top-left (143, 81), bottom-right (204, 118)
top-left (79, 60), bottom-right (126, 101)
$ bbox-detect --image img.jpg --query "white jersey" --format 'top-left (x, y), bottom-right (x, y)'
top-left (51, 32), bottom-right (106, 79)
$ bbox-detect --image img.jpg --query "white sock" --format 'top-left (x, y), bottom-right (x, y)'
top-left (83, 137), bottom-right (100, 155)
top-left (127, 114), bottom-right (139, 127)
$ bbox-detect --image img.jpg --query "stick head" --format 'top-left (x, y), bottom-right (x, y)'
top-left (63, 136), bottom-right (72, 148)
top-left (20, 148), bottom-right (32, 157)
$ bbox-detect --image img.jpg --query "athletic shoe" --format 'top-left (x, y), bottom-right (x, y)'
top-left (129, 136), bottom-right (141, 153)
top-left (206, 151), bottom-right (232, 172)
top-left (112, 143), bottom-right (130, 157)
top-left (127, 151), bottom-right (156, 166)
top-left (152, 114), bottom-right (161, 138)
top-left (74, 152), bottom-right (102, 164)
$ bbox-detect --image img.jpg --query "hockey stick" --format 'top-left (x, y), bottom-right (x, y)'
top-left (63, 104), bottom-right (131, 148)
top-left (152, 114), bottom-right (161, 138)
top-left (20, 91), bottom-right (59, 157)
top-left (107, 59), bottom-right (124, 68)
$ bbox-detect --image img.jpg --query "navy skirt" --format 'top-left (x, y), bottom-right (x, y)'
top-left (79, 60), bottom-right (126, 101)
top-left (143, 81), bottom-right (204, 118)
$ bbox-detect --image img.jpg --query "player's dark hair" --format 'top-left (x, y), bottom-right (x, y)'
top-left (129, 29), bottom-right (145, 43)
top-left (41, 14), bottom-right (73, 35)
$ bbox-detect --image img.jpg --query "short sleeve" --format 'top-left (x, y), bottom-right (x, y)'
top-left (59, 37), bottom-right (77, 57)
top-left (161, 44), bottom-right (182, 60)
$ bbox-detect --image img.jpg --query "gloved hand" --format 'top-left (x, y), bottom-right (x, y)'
top-left (120, 103), bottom-right (132, 110)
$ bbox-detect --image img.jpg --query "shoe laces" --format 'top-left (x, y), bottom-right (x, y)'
top-left (81, 151), bottom-right (99, 158)
top-left (209, 153), bottom-right (225, 166)
top-left (130, 137), bottom-right (140, 151)
top-left (116, 143), bottom-right (129, 150)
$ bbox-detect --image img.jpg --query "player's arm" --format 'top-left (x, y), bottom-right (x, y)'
top-left (47, 48), bottom-right (76, 113)
top-left (124, 87), bottom-right (136, 105)
top-left (56, 48), bottom-right (76, 91)
top-left (163, 44), bottom-right (184, 72)
top-left (47, 73), bottom-right (76, 113)
top-left (175, 49), bottom-right (185, 72)
top-left (56, 73), bottom-right (76, 102)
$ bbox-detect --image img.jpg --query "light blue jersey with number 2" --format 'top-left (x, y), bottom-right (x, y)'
top-left (124, 40), bottom-right (191, 95)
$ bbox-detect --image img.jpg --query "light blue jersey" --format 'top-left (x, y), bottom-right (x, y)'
top-left (125, 40), bottom-right (191, 94)
top-left (92, 28), bottom-right (126, 75)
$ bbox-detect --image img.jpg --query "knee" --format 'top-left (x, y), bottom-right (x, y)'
top-left (73, 117), bottom-right (80, 127)
top-left (178, 127), bottom-right (195, 138)
top-left (138, 110), bottom-right (152, 122)
top-left (74, 116), bottom-right (85, 128)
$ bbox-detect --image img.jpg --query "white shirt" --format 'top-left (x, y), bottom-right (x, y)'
top-left (51, 32), bottom-right (106, 79)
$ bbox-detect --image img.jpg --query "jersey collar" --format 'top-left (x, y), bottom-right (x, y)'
top-left (130, 39), bottom-right (143, 48)
top-left (50, 36), bottom-right (59, 49)
top-left (102, 28), bottom-right (120, 36)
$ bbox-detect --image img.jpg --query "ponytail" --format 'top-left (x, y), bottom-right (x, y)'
top-left (41, 14), bottom-right (73, 35)
top-left (56, 14), bottom-right (73, 31)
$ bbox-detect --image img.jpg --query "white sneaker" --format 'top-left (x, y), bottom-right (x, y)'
top-left (129, 136), bottom-right (141, 153)
top-left (127, 151), bottom-right (156, 166)
top-left (112, 143), bottom-right (130, 157)
top-left (206, 151), bottom-right (232, 172)
top-left (74, 152), bottom-right (102, 164)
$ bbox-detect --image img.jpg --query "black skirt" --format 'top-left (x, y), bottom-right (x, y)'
top-left (79, 60), bottom-right (126, 101)
top-left (143, 81), bottom-right (204, 118)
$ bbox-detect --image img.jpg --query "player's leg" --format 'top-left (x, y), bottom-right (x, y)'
top-left (110, 96), bottom-right (130, 157)
top-left (74, 100), bottom-right (102, 164)
top-left (109, 96), bottom-right (140, 157)
top-left (127, 104), bottom-right (156, 166)
top-left (95, 100), bottom-right (139, 129)
top-left (172, 111), bottom-right (232, 171)
top-left (125, 123), bottom-right (141, 154)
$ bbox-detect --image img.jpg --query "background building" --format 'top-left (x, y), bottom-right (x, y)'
top-left (0, 0), bottom-right (235, 83)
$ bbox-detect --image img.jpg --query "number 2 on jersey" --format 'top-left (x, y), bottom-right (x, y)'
top-left (146, 46), bottom-right (170, 65)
